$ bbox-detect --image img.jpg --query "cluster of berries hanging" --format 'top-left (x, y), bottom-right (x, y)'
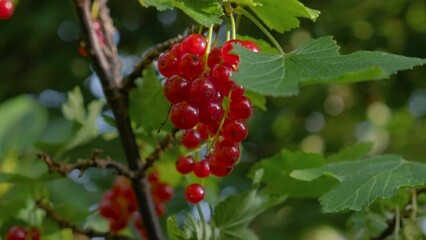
top-left (98, 173), bottom-right (173, 237)
top-left (157, 33), bottom-right (259, 204)
top-left (0, 0), bottom-right (15, 20)
top-left (4, 226), bottom-right (40, 240)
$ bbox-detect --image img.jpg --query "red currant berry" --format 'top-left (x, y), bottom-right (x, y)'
top-left (196, 123), bottom-right (210, 140)
top-left (170, 43), bottom-right (184, 58)
top-left (28, 228), bottom-right (41, 240)
top-left (182, 129), bottom-right (201, 149)
top-left (5, 226), bottom-right (26, 240)
top-left (0, 0), bottom-right (15, 20)
top-left (148, 170), bottom-right (160, 184)
top-left (208, 156), bottom-right (234, 177)
top-left (158, 52), bottom-right (179, 77)
top-left (209, 64), bottom-right (235, 95)
top-left (207, 47), bottom-right (223, 68)
top-left (199, 102), bottom-right (224, 124)
top-left (242, 40), bottom-right (260, 52)
top-left (184, 184), bottom-right (205, 204)
top-left (222, 120), bottom-right (248, 143)
top-left (153, 183), bottom-right (174, 202)
top-left (193, 160), bottom-right (211, 178)
top-left (221, 39), bottom-right (244, 66)
top-left (163, 75), bottom-right (190, 103)
top-left (229, 96), bottom-right (253, 120)
top-left (190, 78), bottom-right (216, 105)
top-left (181, 34), bottom-right (207, 56)
top-left (176, 155), bottom-right (195, 174)
top-left (99, 199), bottom-right (121, 219)
top-left (109, 217), bottom-right (128, 233)
top-left (170, 102), bottom-right (200, 130)
top-left (215, 141), bottom-right (240, 165)
top-left (231, 84), bottom-right (245, 100)
top-left (179, 53), bottom-right (204, 80)
top-left (155, 202), bottom-right (166, 217)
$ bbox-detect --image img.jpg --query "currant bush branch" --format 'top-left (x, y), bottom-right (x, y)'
top-left (72, 0), bottom-right (163, 239)
top-left (36, 151), bottom-right (134, 178)
top-left (35, 199), bottom-right (135, 240)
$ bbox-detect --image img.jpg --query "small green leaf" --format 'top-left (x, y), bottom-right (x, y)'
top-left (62, 87), bottom-right (86, 124)
top-left (129, 67), bottom-right (172, 133)
top-left (249, 149), bottom-right (336, 198)
top-left (232, 36), bottom-right (426, 97)
top-left (250, 0), bottom-right (320, 33)
top-left (138, 0), bottom-right (174, 10)
top-left (174, 0), bottom-right (223, 26)
top-left (244, 90), bottom-right (266, 111)
top-left (291, 155), bottom-right (426, 212)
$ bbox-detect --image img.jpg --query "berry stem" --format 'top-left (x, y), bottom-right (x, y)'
top-left (90, 0), bottom-right (100, 19)
top-left (196, 203), bottom-right (207, 239)
top-left (204, 25), bottom-right (214, 68)
top-left (238, 8), bottom-right (285, 55)
top-left (230, 13), bottom-right (237, 40)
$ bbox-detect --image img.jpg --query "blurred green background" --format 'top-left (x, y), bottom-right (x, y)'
top-left (0, 0), bottom-right (425, 239)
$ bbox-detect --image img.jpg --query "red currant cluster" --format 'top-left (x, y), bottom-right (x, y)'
top-left (157, 34), bottom-right (259, 204)
top-left (99, 173), bottom-right (173, 236)
top-left (0, 0), bottom-right (14, 20)
top-left (4, 226), bottom-right (40, 240)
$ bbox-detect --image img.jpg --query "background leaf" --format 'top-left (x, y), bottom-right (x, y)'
top-left (291, 155), bottom-right (426, 212)
top-left (250, 0), bottom-right (320, 33)
top-left (173, 0), bottom-right (223, 26)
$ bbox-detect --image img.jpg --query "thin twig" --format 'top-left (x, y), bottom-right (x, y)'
top-left (36, 199), bottom-right (135, 240)
top-left (37, 151), bottom-right (133, 178)
top-left (122, 35), bottom-right (184, 90)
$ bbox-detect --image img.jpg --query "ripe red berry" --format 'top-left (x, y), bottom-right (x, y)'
top-left (199, 102), bottom-right (224, 124)
top-left (158, 52), bottom-right (179, 77)
top-left (179, 53), bottom-right (204, 80)
top-left (153, 183), bottom-right (174, 202)
top-left (196, 123), bottom-right (210, 140)
top-left (221, 39), bottom-right (244, 66)
top-left (28, 228), bottom-right (41, 240)
top-left (209, 64), bottom-right (235, 95)
top-left (207, 47), bottom-right (223, 68)
top-left (0, 0), bottom-right (15, 20)
top-left (193, 160), bottom-right (211, 178)
top-left (182, 129), bottom-right (201, 149)
top-left (229, 96), bottom-right (253, 120)
top-left (163, 75), bottom-right (190, 104)
top-left (155, 202), bottom-right (166, 217)
top-left (99, 199), bottom-right (122, 219)
top-left (190, 78), bottom-right (216, 105)
top-left (5, 226), bottom-right (26, 240)
top-left (185, 184), bottom-right (205, 204)
top-left (170, 102), bottom-right (200, 130)
top-left (181, 34), bottom-right (207, 56)
top-left (214, 141), bottom-right (240, 166)
top-left (222, 120), bottom-right (248, 143)
top-left (109, 217), bottom-right (128, 233)
top-left (176, 155), bottom-right (195, 174)
top-left (148, 170), bottom-right (160, 184)
top-left (170, 43), bottom-right (184, 58)
top-left (208, 156), bottom-right (234, 177)
top-left (231, 84), bottom-right (245, 100)
top-left (242, 40), bottom-right (260, 52)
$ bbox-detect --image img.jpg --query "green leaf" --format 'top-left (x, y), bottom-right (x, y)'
top-left (129, 67), bottom-right (172, 133)
top-left (291, 155), bottom-right (426, 212)
top-left (174, 0), bottom-right (223, 26)
top-left (0, 96), bottom-right (48, 157)
top-left (232, 36), bottom-right (426, 97)
top-left (62, 87), bottom-right (85, 124)
top-left (138, 0), bottom-right (174, 10)
top-left (249, 150), bottom-right (336, 198)
top-left (244, 90), bottom-right (266, 111)
top-left (250, 0), bottom-right (320, 33)
top-left (213, 191), bottom-right (284, 239)
top-left (167, 216), bottom-right (188, 240)
top-left (326, 142), bottom-right (372, 162)
top-left (347, 211), bottom-right (388, 239)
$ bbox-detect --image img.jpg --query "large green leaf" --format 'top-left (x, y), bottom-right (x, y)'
top-left (129, 67), bottom-right (172, 133)
top-left (291, 155), bottom-right (426, 212)
top-left (250, 0), bottom-right (320, 33)
top-left (249, 150), bottom-right (336, 198)
top-left (174, 0), bottom-right (223, 26)
top-left (0, 96), bottom-right (48, 157)
top-left (232, 36), bottom-right (426, 97)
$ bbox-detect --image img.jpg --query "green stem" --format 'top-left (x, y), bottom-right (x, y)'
top-left (411, 189), bottom-right (418, 222)
top-left (204, 25), bottom-right (214, 68)
top-left (196, 203), bottom-right (207, 240)
top-left (230, 13), bottom-right (237, 40)
top-left (394, 206), bottom-right (400, 240)
top-left (238, 8), bottom-right (285, 55)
